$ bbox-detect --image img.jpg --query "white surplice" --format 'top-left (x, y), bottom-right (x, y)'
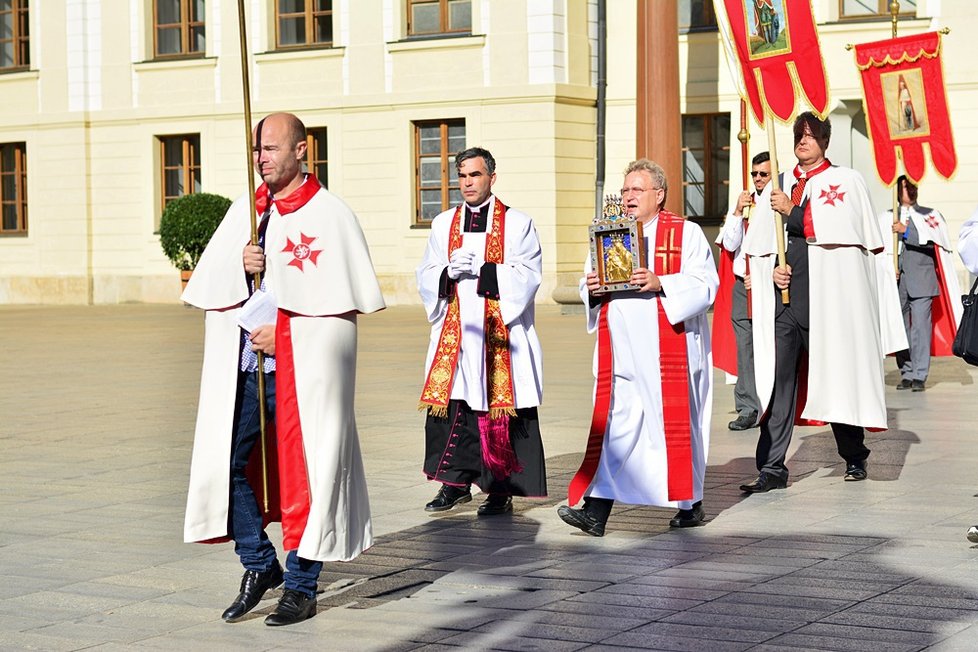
top-left (579, 214), bottom-right (718, 509)
top-left (416, 196), bottom-right (544, 410)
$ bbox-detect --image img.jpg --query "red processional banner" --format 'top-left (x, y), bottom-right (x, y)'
top-left (714, 0), bottom-right (829, 124)
top-left (853, 31), bottom-right (957, 185)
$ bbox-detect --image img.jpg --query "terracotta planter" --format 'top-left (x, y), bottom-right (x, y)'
top-left (180, 269), bottom-right (193, 292)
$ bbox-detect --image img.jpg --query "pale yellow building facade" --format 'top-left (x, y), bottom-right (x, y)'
top-left (0, 1), bottom-right (975, 305)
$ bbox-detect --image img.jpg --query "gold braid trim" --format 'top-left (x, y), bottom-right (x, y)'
top-left (484, 200), bottom-right (517, 413)
top-left (418, 206), bottom-right (465, 414)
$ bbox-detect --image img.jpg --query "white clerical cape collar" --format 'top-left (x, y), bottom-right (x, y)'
top-left (464, 196), bottom-right (494, 213)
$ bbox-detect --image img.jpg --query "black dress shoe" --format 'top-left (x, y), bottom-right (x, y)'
top-left (728, 412), bottom-right (758, 431)
top-left (424, 484), bottom-right (472, 512)
top-left (669, 501), bottom-right (705, 528)
top-left (896, 378), bottom-right (912, 390)
top-left (844, 462), bottom-right (867, 481)
top-left (477, 494), bottom-right (513, 516)
top-left (739, 472), bottom-right (788, 494)
top-left (222, 564), bottom-right (284, 622)
top-left (911, 379), bottom-right (925, 392)
top-left (264, 589), bottom-right (317, 626)
top-left (556, 505), bottom-right (606, 537)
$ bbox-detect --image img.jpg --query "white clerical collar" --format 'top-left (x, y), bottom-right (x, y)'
top-left (638, 211), bottom-right (659, 226)
top-left (465, 197), bottom-right (493, 213)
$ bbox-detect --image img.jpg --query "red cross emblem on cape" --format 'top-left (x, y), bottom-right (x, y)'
top-left (282, 232), bottom-right (322, 271)
top-left (819, 184), bottom-right (846, 207)
top-left (924, 214), bottom-right (940, 229)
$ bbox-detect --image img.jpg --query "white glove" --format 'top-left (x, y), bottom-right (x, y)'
top-left (447, 249), bottom-right (476, 280)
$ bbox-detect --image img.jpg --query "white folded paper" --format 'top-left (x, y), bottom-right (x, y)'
top-left (237, 289), bottom-right (278, 333)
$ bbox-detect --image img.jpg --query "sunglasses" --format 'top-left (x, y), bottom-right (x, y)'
top-left (750, 171), bottom-right (770, 178)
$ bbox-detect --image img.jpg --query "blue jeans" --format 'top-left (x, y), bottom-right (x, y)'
top-left (230, 371), bottom-right (323, 597)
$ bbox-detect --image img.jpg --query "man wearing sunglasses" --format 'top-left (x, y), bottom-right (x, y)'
top-left (715, 152), bottom-right (771, 431)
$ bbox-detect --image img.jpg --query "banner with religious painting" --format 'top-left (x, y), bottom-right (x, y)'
top-left (853, 31), bottom-right (957, 184)
top-left (713, 0), bottom-right (829, 124)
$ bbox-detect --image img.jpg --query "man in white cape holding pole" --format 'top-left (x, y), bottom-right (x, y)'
top-left (182, 112), bottom-right (385, 626)
top-left (740, 112), bottom-right (905, 494)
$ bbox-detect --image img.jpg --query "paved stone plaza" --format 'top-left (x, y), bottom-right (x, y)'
top-left (3, 303), bottom-right (978, 651)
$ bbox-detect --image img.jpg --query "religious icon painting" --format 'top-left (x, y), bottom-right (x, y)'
top-left (589, 195), bottom-right (647, 293)
top-left (745, 0), bottom-right (790, 58)
top-left (882, 68), bottom-right (930, 140)
top-left (853, 31), bottom-right (955, 184)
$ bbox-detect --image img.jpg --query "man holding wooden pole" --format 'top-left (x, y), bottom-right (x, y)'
top-left (182, 113), bottom-right (385, 626)
top-left (740, 111), bottom-right (905, 494)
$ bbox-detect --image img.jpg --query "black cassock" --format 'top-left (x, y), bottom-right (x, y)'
top-left (421, 203), bottom-right (547, 497)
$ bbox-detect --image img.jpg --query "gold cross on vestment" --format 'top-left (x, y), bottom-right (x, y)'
top-left (655, 227), bottom-right (682, 275)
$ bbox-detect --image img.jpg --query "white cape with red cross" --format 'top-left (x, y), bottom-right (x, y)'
top-left (182, 184), bottom-right (385, 561)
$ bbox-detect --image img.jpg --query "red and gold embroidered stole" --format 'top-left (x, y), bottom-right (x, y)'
top-left (419, 201), bottom-right (517, 419)
top-left (568, 211), bottom-right (694, 505)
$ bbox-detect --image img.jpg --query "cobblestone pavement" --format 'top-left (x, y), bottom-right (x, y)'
top-left (3, 304), bottom-right (978, 651)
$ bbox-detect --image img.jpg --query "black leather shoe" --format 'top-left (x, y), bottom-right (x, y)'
top-left (264, 589), bottom-right (317, 626)
top-left (425, 484), bottom-right (472, 512)
top-left (557, 505), bottom-right (605, 537)
top-left (222, 564), bottom-right (284, 622)
top-left (844, 462), bottom-right (867, 481)
top-left (739, 472), bottom-right (788, 493)
top-left (477, 494), bottom-right (513, 516)
top-left (669, 501), bottom-right (705, 528)
top-left (728, 412), bottom-right (758, 431)
top-left (911, 380), bottom-right (925, 392)
top-left (896, 378), bottom-right (912, 390)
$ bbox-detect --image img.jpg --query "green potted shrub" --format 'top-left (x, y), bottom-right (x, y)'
top-left (159, 192), bottom-right (232, 288)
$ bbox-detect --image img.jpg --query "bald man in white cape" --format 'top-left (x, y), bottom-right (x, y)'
top-left (183, 160), bottom-right (384, 623)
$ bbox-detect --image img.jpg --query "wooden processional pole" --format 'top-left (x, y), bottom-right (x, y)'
top-left (890, 0), bottom-right (902, 276)
top-left (766, 118), bottom-right (789, 304)
top-left (236, 0), bottom-right (270, 513)
top-left (738, 100), bottom-right (753, 317)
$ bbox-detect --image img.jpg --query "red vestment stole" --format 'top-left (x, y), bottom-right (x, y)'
top-left (418, 201), bottom-right (517, 418)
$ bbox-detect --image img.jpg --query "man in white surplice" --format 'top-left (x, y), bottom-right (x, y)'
top-left (557, 159), bottom-right (718, 536)
top-left (416, 147), bottom-right (547, 517)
